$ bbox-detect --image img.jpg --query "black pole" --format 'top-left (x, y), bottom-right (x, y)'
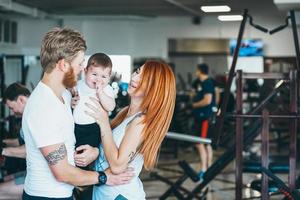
top-left (214, 9), bottom-right (248, 146)
top-left (20, 56), bottom-right (25, 85)
top-left (289, 70), bottom-right (297, 190)
top-left (0, 55), bottom-right (5, 138)
top-left (261, 109), bottom-right (270, 200)
top-left (290, 10), bottom-right (300, 71)
top-left (235, 70), bottom-right (244, 200)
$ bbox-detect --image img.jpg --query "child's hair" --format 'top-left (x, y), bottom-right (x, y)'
top-left (86, 53), bottom-right (112, 70)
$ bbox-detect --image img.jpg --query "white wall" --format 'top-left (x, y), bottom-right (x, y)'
top-left (1, 14), bottom-right (297, 89)
top-left (1, 14), bottom-right (299, 59)
top-left (2, 18), bottom-right (59, 55)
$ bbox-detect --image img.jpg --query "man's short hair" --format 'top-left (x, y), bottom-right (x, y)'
top-left (197, 63), bottom-right (209, 75)
top-left (40, 27), bottom-right (87, 73)
top-left (86, 53), bottom-right (112, 70)
top-left (3, 83), bottom-right (30, 103)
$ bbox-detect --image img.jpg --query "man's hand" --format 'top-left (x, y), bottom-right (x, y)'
top-left (2, 139), bottom-right (19, 147)
top-left (105, 167), bottom-right (135, 186)
top-left (74, 145), bottom-right (99, 167)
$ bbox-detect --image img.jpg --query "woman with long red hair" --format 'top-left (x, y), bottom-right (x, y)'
top-left (84, 60), bottom-right (176, 199)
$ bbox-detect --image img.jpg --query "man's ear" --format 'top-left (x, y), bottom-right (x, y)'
top-left (57, 59), bottom-right (69, 72)
top-left (18, 95), bottom-right (27, 104)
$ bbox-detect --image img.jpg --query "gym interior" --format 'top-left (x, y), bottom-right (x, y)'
top-left (0, 0), bottom-right (300, 199)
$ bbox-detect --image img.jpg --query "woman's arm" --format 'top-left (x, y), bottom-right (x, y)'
top-left (85, 97), bottom-right (144, 174)
top-left (99, 116), bottom-right (144, 174)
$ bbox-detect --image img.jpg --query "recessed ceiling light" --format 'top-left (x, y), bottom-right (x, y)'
top-left (218, 15), bottom-right (243, 21)
top-left (201, 5), bottom-right (231, 13)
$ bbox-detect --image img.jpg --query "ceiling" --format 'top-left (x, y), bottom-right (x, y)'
top-left (10, 0), bottom-right (285, 17)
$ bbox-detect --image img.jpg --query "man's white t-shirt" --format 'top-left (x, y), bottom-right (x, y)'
top-left (22, 81), bottom-right (76, 198)
top-left (73, 80), bottom-right (115, 125)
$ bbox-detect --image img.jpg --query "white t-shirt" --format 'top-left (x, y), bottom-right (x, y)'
top-left (73, 80), bottom-right (115, 125)
top-left (22, 81), bottom-right (75, 198)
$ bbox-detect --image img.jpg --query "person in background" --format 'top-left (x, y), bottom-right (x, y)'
top-left (191, 63), bottom-right (215, 179)
top-left (0, 83), bottom-right (30, 200)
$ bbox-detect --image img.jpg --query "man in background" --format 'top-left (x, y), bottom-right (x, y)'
top-left (191, 63), bottom-right (215, 178)
top-left (0, 82), bottom-right (30, 200)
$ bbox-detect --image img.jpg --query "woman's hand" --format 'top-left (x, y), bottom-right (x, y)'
top-left (85, 97), bottom-right (109, 126)
top-left (74, 145), bottom-right (99, 167)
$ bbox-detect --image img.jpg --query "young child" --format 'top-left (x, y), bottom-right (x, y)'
top-left (73, 53), bottom-right (116, 149)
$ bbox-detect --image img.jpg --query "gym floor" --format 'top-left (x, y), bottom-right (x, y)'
top-left (142, 142), bottom-right (294, 200)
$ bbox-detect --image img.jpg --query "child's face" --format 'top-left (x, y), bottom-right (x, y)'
top-left (85, 66), bottom-right (111, 89)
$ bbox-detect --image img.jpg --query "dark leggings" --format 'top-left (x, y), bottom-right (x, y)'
top-left (22, 191), bottom-right (72, 200)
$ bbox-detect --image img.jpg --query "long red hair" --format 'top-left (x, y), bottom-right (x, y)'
top-left (111, 60), bottom-right (176, 170)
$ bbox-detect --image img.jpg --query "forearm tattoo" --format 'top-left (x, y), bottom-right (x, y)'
top-left (128, 151), bottom-right (136, 164)
top-left (44, 144), bottom-right (67, 166)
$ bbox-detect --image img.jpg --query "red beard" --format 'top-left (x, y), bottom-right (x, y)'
top-left (63, 67), bottom-right (77, 88)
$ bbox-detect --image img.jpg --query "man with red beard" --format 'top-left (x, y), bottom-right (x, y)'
top-left (22, 28), bottom-right (134, 200)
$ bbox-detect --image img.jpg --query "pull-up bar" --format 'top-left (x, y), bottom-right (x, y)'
top-left (166, 132), bottom-right (211, 144)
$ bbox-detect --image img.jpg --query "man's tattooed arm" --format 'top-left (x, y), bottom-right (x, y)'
top-left (44, 144), bottom-right (67, 166)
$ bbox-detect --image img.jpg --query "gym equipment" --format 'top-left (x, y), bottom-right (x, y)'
top-left (152, 120), bottom-right (262, 200)
top-left (209, 9), bottom-right (299, 200)
top-left (243, 161), bottom-right (289, 174)
top-left (214, 10), bottom-right (300, 148)
top-left (233, 70), bottom-right (298, 199)
top-left (0, 55), bottom-right (5, 148)
top-left (166, 132), bottom-right (211, 144)
top-left (153, 71), bottom-right (289, 199)
top-left (258, 166), bottom-right (300, 200)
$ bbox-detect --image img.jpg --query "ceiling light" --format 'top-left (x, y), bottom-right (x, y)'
top-left (201, 5), bottom-right (231, 13)
top-left (218, 15), bottom-right (243, 21)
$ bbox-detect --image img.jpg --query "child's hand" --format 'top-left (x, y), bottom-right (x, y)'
top-left (71, 95), bottom-right (80, 109)
top-left (70, 87), bottom-right (78, 97)
top-left (71, 88), bottom-right (80, 109)
top-left (96, 82), bottom-right (105, 98)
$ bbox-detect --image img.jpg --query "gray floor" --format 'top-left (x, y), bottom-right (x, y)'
top-left (142, 145), bottom-right (293, 200)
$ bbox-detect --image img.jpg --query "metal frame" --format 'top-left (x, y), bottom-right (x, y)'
top-left (0, 55), bottom-right (4, 140)
top-left (261, 109), bottom-right (270, 200)
top-left (214, 9), bottom-right (300, 146)
top-left (233, 70), bottom-right (298, 199)
top-left (155, 9), bottom-right (300, 200)
top-left (166, 132), bottom-right (212, 144)
top-left (154, 77), bottom-right (287, 199)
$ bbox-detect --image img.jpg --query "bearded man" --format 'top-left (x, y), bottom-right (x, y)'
top-left (22, 28), bottom-right (134, 200)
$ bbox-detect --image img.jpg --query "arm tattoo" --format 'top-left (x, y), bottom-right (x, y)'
top-left (44, 144), bottom-right (67, 166)
top-left (128, 151), bottom-right (136, 164)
